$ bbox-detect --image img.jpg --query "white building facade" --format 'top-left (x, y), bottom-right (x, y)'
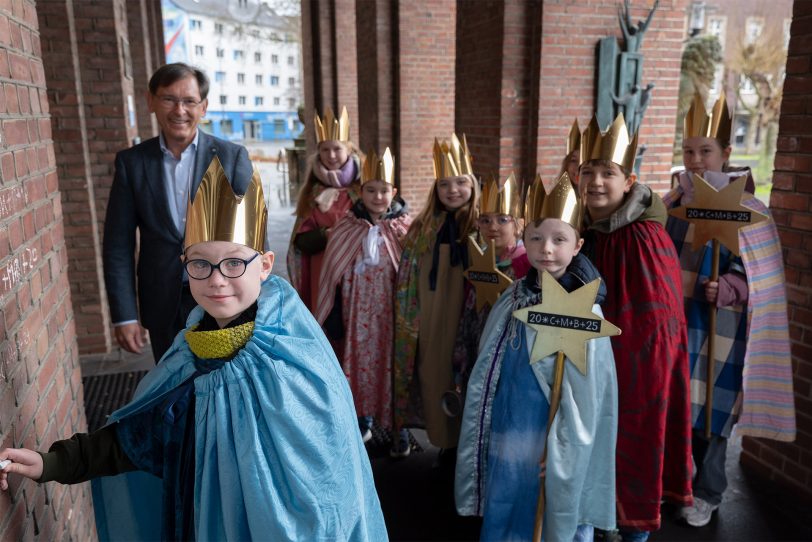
top-left (163, 0), bottom-right (303, 141)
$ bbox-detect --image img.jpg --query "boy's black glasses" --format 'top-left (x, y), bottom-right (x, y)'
top-left (184, 253), bottom-right (260, 280)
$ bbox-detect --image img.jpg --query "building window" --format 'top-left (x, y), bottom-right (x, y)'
top-left (195, 45), bottom-right (204, 56)
top-left (219, 95), bottom-right (227, 105)
top-left (709, 66), bottom-right (723, 94)
top-left (745, 17), bottom-right (764, 44)
top-left (288, 77), bottom-right (295, 87)
top-left (239, 96), bottom-right (246, 105)
top-left (271, 54), bottom-right (279, 65)
top-left (274, 119), bottom-right (285, 134)
top-left (215, 22), bottom-right (223, 34)
top-left (190, 19), bottom-right (202, 30)
top-left (255, 96), bottom-right (264, 106)
top-left (234, 49), bottom-right (245, 61)
top-left (273, 97), bottom-right (280, 105)
top-left (287, 56), bottom-right (294, 66)
top-left (221, 119), bottom-right (233, 135)
top-left (238, 0), bottom-right (248, 7)
top-left (270, 76), bottom-right (279, 86)
top-left (237, 73), bottom-right (245, 84)
top-left (215, 71), bottom-right (225, 83)
top-left (254, 52), bottom-right (262, 63)
top-left (288, 98), bottom-right (296, 108)
top-left (255, 74), bottom-right (263, 85)
top-left (707, 16), bottom-right (726, 50)
top-left (216, 48), bottom-right (224, 58)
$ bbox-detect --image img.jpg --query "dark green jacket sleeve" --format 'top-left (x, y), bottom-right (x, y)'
top-left (37, 424), bottom-right (137, 484)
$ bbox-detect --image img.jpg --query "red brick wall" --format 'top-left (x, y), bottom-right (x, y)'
top-left (455, 1), bottom-right (504, 179)
top-left (397, 0), bottom-right (457, 210)
top-left (455, 0), bottom-right (541, 186)
top-left (740, 0), bottom-right (812, 502)
top-left (536, 0), bottom-right (688, 193)
top-left (334, 0), bottom-right (359, 143)
top-left (0, 0), bottom-right (95, 539)
top-left (355, 0), bottom-right (395, 155)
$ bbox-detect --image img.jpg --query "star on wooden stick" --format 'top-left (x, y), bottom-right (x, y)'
top-left (464, 237), bottom-right (513, 311)
top-left (512, 270), bottom-right (621, 374)
top-left (668, 174), bottom-right (768, 256)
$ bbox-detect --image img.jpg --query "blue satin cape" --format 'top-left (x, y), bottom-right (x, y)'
top-left (97, 275), bottom-right (387, 541)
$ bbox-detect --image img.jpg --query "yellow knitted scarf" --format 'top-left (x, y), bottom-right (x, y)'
top-left (185, 321), bottom-right (255, 359)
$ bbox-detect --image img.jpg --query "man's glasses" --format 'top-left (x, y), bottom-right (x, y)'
top-left (156, 95), bottom-right (204, 110)
top-left (184, 254), bottom-right (260, 280)
top-left (477, 215), bottom-right (514, 227)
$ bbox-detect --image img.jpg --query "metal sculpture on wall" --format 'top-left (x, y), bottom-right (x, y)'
top-left (596, 0), bottom-right (659, 173)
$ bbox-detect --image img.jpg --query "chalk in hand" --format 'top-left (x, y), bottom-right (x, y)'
top-left (0, 459), bottom-right (11, 470)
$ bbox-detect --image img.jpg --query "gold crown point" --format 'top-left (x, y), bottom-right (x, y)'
top-left (184, 156), bottom-right (267, 253)
top-left (481, 172), bottom-right (521, 217)
top-left (580, 113), bottom-right (637, 172)
top-left (684, 91), bottom-right (731, 142)
top-left (432, 133), bottom-right (474, 180)
top-left (314, 105), bottom-right (351, 143)
top-left (524, 172), bottom-right (581, 229)
top-left (361, 147), bottom-right (395, 185)
top-left (567, 119), bottom-right (581, 155)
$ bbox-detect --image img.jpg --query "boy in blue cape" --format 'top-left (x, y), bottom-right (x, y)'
top-left (1, 158), bottom-right (387, 541)
top-left (455, 173), bottom-right (618, 542)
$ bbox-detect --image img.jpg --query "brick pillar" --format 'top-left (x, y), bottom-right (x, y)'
top-left (355, 0), bottom-right (395, 155)
top-left (127, 0), bottom-right (159, 141)
top-left (146, 0), bottom-right (165, 69)
top-left (65, 0), bottom-right (138, 353)
top-left (38, 0), bottom-right (112, 355)
top-left (455, 0), bottom-right (540, 185)
top-left (739, 0), bottom-right (812, 504)
top-left (536, 0), bottom-right (688, 192)
top-left (0, 0), bottom-right (95, 540)
top-left (300, 0), bottom-right (317, 153)
top-left (334, 0), bottom-right (359, 142)
top-left (398, 0), bottom-right (457, 211)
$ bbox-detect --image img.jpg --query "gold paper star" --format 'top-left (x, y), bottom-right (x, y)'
top-left (668, 174), bottom-right (768, 256)
top-left (464, 237), bottom-right (513, 311)
top-left (512, 270), bottom-right (621, 374)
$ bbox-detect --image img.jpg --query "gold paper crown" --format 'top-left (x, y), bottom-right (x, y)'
top-left (567, 119), bottom-right (581, 155)
top-left (184, 156), bottom-right (268, 253)
top-left (684, 92), bottom-right (732, 143)
top-left (480, 172), bottom-right (522, 217)
top-left (432, 133), bottom-right (474, 180)
top-left (361, 147), bottom-right (395, 185)
top-left (314, 106), bottom-right (350, 143)
top-left (580, 113), bottom-right (638, 173)
top-left (524, 172), bottom-right (582, 230)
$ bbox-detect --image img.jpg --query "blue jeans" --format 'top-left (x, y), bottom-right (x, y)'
top-left (619, 530), bottom-right (649, 542)
top-left (692, 431), bottom-right (728, 506)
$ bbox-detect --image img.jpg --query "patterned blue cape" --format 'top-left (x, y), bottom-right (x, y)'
top-left (100, 275), bottom-right (387, 541)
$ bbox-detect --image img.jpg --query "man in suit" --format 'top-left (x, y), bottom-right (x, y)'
top-left (103, 63), bottom-right (253, 362)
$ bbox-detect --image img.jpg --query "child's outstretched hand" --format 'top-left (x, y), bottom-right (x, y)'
top-left (702, 279), bottom-right (719, 304)
top-left (0, 448), bottom-right (43, 491)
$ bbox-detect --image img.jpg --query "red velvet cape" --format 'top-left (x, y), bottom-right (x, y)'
top-left (588, 219), bottom-right (693, 531)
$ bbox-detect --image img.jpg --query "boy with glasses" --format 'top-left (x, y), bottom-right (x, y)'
top-left (1, 158), bottom-right (387, 541)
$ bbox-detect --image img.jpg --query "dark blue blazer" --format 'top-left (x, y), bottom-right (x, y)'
top-left (102, 131), bottom-right (252, 331)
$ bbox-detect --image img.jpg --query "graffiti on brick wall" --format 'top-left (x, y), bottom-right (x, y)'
top-left (0, 186), bottom-right (25, 221)
top-left (0, 247), bottom-right (39, 292)
top-left (0, 329), bottom-right (32, 382)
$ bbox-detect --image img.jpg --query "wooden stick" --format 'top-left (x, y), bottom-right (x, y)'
top-left (532, 351), bottom-right (566, 542)
top-left (705, 240), bottom-right (720, 439)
